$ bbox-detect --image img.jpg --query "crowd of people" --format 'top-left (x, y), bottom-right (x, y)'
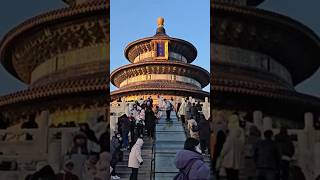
top-left (24, 115), bottom-right (108, 180)
top-left (175, 98), bottom-right (304, 180)
top-left (110, 96), bottom-right (163, 180)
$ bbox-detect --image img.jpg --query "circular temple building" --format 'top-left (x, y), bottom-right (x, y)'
top-left (111, 17), bottom-right (210, 102)
top-left (211, 0), bottom-right (320, 127)
top-left (0, 0), bottom-right (108, 177)
top-left (0, 0), bottom-right (109, 125)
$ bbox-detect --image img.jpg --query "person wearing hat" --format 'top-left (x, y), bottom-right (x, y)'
top-left (56, 160), bottom-right (79, 180)
top-left (110, 133), bottom-right (121, 180)
top-left (174, 138), bottom-right (210, 180)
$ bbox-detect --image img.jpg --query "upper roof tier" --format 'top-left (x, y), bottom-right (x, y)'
top-left (0, 0), bottom-right (108, 84)
top-left (124, 17), bottom-right (198, 63)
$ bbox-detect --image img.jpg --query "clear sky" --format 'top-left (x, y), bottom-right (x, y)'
top-left (0, 1), bottom-right (65, 95)
top-left (110, 0), bottom-right (210, 92)
top-left (0, 1), bottom-right (320, 97)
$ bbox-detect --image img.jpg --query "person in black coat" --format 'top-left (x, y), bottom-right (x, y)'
top-left (29, 165), bottom-right (56, 180)
top-left (275, 127), bottom-right (295, 180)
top-left (145, 106), bottom-right (156, 139)
top-left (21, 114), bottom-right (38, 129)
top-left (254, 130), bottom-right (281, 180)
top-left (0, 113), bottom-right (9, 129)
top-left (79, 123), bottom-right (99, 145)
top-left (198, 113), bottom-right (211, 154)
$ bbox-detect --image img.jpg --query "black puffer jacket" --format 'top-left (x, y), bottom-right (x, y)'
top-left (254, 139), bottom-right (281, 170)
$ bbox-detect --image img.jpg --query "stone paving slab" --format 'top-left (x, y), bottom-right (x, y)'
top-left (156, 124), bottom-right (184, 132)
top-left (154, 153), bottom-right (179, 173)
top-left (155, 131), bottom-right (186, 142)
top-left (155, 141), bottom-right (184, 153)
top-left (155, 173), bottom-right (178, 180)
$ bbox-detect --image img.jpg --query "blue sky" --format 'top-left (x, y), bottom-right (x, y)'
top-left (110, 0), bottom-right (210, 92)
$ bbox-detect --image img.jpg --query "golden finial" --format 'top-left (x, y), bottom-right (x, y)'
top-left (157, 17), bottom-right (164, 27)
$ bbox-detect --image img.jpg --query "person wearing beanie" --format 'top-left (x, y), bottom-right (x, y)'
top-left (128, 138), bottom-right (144, 180)
top-left (174, 138), bottom-right (210, 180)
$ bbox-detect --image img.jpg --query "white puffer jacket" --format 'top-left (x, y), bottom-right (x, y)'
top-left (128, 138), bottom-right (144, 168)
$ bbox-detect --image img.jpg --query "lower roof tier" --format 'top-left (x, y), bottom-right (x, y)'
top-left (212, 90), bottom-right (320, 125)
top-left (110, 61), bottom-right (210, 88)
top-left (0, 72), bottom-right (108, 114)
top-left (110, 81), bottom-right (209, 101)
top-left (211, 76), bottom-right (320, 114)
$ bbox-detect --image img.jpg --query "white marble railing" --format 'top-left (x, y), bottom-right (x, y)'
top-left (0, 127), bottom-right (79, 180)
top-left (251, 111), bottom-right (320, 180)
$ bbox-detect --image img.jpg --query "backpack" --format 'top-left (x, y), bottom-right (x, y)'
top-left (173, 159), bottom-right (197, 180)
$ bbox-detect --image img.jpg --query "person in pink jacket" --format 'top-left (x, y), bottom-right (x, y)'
top-left (128, 138), bottom-right (144, 180)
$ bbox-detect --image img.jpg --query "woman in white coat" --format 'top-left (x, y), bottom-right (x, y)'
top-left (219, 128), bottom-right (244, 180)
top-left (178, 99), bottom-right (187, 124)
top-left (128, 138), bottom-right (144, 180)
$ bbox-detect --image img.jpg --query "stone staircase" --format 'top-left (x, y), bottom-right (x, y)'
top-left (115, 136), bottom-right (153, 180)
top-left (114, 111), bottom-right (214, 180)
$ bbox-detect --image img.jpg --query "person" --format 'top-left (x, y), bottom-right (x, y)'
top-left (145, 106), bottom-right (156, 139)
top-left (164, 99), bottom-right (173, 120)
top-left (174, 138), bottom-right (210, 180)
top-left (128, 138), bottom-right (144, 180)
top-left (118, 114), bottom-right (130, 150)
top-left (154, 106), bottom-right (161, 124)
top-left (275, 127), bottom-right (295, 180)
top-left (185, 102), bottom-right (192, 121)
top-left (219, 128), bottom-right (244, 180)
top-left (56, 160), bottom-right (79, 180)
top-left (198, 113), bottom-right (211, 154)
top-left (178, 99), bottom-right (187, 124)
top-left (244, 126), bottom-right (261, 180)
top-left (79, 123), bottom-right (100, 153)
top-left (94, 152), bottom-right (110, 180)
top-left (21, 114), bottom-right (38, 129)
top-left (0, 113), bottom-right (9, 129)
top-left (110, 133), bottom-right (121, 180)
top-left (69, 133), bottom-right (89, 155)
top-left (187, 116), bottom-right (199, 139)
top-left (190, 103), bottom-right (197, 121)
top-left (68, 133), bottom-right (89, 179)
top-left (136, 108), bottom-right (145, 138)
top-left (128, 114), bottom-right (136, 149)
top-left (99, 130), bottom-right (109, 152)
top-left (211, 129), bottom-right (227, 180)
top-left (92, 115), bottom-right (106, 140)
top-left (82, 153), bottom-right (98, 180)
top-left (29, 163), bottom-right (56, 180)
top-left (254, 130), bottom-right (281, 180)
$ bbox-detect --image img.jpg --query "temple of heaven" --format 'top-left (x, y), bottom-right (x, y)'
top-left (0, 0), bottom-right (109, 125)
top-left (111, 17), bottom-right (210, 102)
top-left (211, 0), bottom-right (320, 127)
